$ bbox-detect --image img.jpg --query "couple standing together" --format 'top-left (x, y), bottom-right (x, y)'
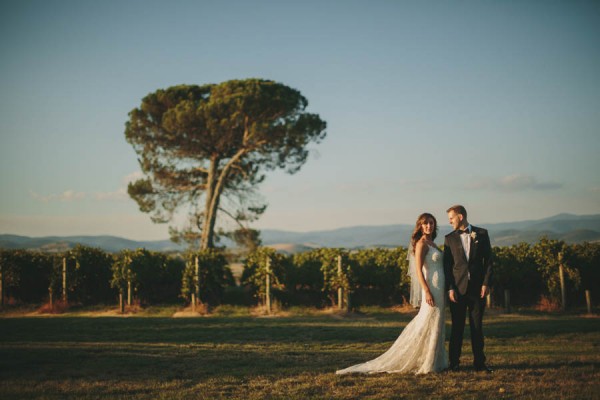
top-left (336, 205), bottom-right (493, 375)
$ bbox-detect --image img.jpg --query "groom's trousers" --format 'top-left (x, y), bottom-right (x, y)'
top-left (449, 286), bottom-right (486, 367)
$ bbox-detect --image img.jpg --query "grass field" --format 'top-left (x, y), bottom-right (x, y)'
top-left (1, 306), bottom-right (599, 399)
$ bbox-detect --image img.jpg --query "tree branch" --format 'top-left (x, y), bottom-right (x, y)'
top-left (218, 206), bottom-right (246, 230)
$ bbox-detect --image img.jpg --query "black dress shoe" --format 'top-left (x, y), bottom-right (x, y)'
top-left (449, 364), bottom-right (460, 372)
top-left (474, 364), bottom-right (493, 373)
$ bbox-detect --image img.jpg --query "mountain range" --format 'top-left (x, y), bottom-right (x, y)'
top-left (1, 213), bottom-right (599, 254)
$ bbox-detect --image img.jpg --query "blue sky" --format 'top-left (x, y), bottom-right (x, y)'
top-left (1, 0), bottom-right (599, 240)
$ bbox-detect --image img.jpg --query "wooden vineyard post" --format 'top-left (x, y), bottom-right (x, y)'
top-left (265, 256), bottom-right (272, 315)
top-left (189, 260), bottom-right (195, 311)
top-left (486, 292), bottom-right (491, 308)
top-left (119, 291), bottom-right (124, 313)
top-left (558, 252), bottom-right (566, 311)
top-left (586, 290), bottom-right (592, 314)
top-left (191, 256), bottom-right (199, 312)
top-left (62, 257), bottom-right (67, 302)
top-left (126, 254), bottom-right (132, 307)
top-left (504, 289), bottom-right (511, 313)
top-left (48, 287), bottom-right (53, 309)
top-left (337, 255), bottom-right (343, 310)
top-left (127, 279), bottom-right (132, 307)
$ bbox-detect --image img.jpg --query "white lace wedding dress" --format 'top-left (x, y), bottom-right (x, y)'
top-left (336, 246), bottom-right (448, 375)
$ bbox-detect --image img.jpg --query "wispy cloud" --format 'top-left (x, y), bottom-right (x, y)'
top-left (29, 190), bottom-right (87, 202)
top-left (94, 188), bottom-right (128, 201)
top-left (464, 174), bottom-right (562, 192)
top-left (30, 172), bottom-right (145, 203)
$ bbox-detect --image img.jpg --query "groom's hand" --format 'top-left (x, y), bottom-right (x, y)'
top-left (449, 290), bottom-right (458, 303)
top-left (480, 285), bottom-right (489, 299)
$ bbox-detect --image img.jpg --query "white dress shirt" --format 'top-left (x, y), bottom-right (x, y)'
top-left (460, 224), bottom-right (472, 261)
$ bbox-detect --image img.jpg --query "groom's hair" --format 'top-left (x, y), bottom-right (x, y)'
top-left (447, 205), bottom-right (467, 218)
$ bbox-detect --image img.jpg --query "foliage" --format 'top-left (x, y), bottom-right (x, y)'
top-left (241, 247), bottom-right (288, 303)
top-left (0, 250), bottom-right (53, 303)
top-left (289, 250), bottom-right (326, 292)
top-left (110, 250), bottom-right (133, 295)
top-left (124, 79), bottom-right (327, 249)
top-left (568, 241), bottom-right (600, 303)
top-left (180, 249), bottom-right (233, 305)
top-left (285, 250), bottom-right (328, 306)
top-left (492, 243), bottom-right (542, 306)
top-left (111, 249), bottom-right (184, 304)
top-left (3, 240), bottom-right (599, 309)
top-left (314, 248), bottom-right (352, 306)
top-left (531, 237), bottom-right (581, 303)
top-left (349, 247), bottom-right (409, 306)
top-left (62, 245), bottom-right (114, 304)
top-left (222, 228), bottom-right (262, 254)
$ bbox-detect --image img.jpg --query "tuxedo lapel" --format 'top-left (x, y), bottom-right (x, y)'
top-left (453, 231), bottom-right (468, 263)
top-left (468, 227), bottom-right (479, 263)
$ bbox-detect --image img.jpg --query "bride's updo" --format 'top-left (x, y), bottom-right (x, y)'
top-left (410, 213), bottom-right (438, 254)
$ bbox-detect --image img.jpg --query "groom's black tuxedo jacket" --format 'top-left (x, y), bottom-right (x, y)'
top-left (443, 226), bottom-right (493, 296)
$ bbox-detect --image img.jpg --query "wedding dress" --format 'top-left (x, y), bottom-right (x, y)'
top-left (336, 245), bottom-right (448, 374)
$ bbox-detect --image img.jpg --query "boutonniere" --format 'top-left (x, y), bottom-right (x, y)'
top-left (470, 231), bottom-right (478, 243)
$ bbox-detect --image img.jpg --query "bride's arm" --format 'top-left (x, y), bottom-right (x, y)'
top-left (414, 240), bottom-right (435, 307)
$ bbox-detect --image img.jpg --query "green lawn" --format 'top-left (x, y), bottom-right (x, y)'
top-left (1, 307), bottom-right (598, 399)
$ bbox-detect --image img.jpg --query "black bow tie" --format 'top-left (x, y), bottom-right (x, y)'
top-left (459, 229), bottom-right (470, 235)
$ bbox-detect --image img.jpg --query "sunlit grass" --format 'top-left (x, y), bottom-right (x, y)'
top-left (1, 307), bottom-right (598, 399)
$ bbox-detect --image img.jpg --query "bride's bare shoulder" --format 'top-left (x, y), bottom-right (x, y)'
top-left (415, 237), bottom-right (429, 254)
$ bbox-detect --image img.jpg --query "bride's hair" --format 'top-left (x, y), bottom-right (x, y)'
top-left (410, 213), bottom-right (438, 254)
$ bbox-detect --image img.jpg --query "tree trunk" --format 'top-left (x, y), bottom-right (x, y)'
top-left (201, 156), bottom-right (219, 250)
top-left (200, 150), bottom-right (247, 250)
top-left (203, 193), bottom-right (221, 250)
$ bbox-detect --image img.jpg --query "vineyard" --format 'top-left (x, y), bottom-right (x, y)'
top-left (1, 237), bottom-right (598, 313)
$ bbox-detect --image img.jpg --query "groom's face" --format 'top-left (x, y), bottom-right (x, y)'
top-left (448, 211), bottom-right (464, 230)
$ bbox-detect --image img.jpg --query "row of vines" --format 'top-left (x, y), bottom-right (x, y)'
top-left (0, 238), bottom-right (598, 310)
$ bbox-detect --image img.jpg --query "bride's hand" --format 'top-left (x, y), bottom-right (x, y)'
top-left (425, 291), bottom-right (435, 307)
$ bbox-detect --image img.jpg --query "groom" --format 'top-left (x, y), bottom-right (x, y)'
top-left (443, 205), bottom-right (493, 373)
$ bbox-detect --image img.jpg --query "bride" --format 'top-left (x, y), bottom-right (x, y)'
top-left (336, 213), bottom-right (449, 374)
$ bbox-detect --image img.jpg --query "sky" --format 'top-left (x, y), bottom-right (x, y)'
top-left (1, 0), bottom-right (599, 240)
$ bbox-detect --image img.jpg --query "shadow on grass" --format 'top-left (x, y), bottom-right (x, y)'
top-left (0, 315), bottom-right (599, 400)
top-left (1, 313), bottom-right (599, 345)
top-left (489, 361), bottom-right (600, 371)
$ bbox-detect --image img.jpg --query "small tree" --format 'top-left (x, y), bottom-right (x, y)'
top-left (317, 248), bottom-right (352, 308)
top-left (241, 247), bottom-right (287, 306)
top-left (111, 250), bottom-right (133, 308)
top-left (532, 237), bottom-right (580, 307)
top-left (181, 249), bottom-right (232, 306)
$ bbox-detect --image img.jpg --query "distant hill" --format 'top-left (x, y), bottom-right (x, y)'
top-left (0, 234), bottom-right (185, 253)
top-left (260, 213), bottom-right (600, 251)
top-left (1, 213), bottom-right (599, 253)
